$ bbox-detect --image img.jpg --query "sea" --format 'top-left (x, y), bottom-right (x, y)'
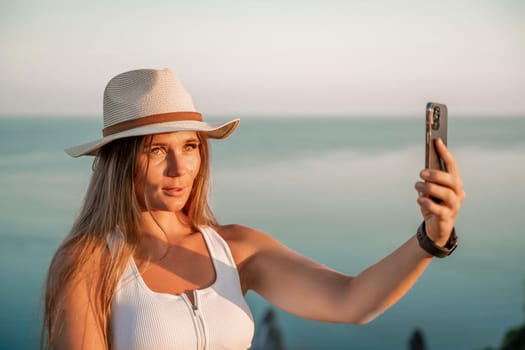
top-left (0, 116), bottom-right (524, 350)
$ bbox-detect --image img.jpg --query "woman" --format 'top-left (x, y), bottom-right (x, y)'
top-left (42, 68), bottom-right (465, 349)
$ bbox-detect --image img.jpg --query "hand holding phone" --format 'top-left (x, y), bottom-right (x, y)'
top-left (417, 102), bottom-right (464, 248)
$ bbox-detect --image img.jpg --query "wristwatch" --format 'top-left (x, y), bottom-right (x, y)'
top-left (416, 221), bottom-right (458, 258)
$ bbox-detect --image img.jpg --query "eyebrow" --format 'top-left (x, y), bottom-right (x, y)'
top-left (148, 138), bottom-right (200, 147)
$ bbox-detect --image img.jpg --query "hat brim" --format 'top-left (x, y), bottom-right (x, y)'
top-left (65, 118), bottom-right (239, 157)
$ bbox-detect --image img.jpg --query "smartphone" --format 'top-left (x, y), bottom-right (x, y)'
top-left (425, 102), bottom-right (448, 172)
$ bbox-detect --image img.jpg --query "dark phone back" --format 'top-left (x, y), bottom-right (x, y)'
top-left (425, 102), bottom-right (448, 171)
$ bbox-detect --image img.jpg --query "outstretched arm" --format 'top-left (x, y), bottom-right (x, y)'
top-left (236, 138), bottom-right (464, 324)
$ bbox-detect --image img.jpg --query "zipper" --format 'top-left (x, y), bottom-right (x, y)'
top-left (184, 292), bottom-right (207, 350)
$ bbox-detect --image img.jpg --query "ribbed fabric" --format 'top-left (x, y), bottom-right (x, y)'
top-left (111, 226), bottom-right (254, 350)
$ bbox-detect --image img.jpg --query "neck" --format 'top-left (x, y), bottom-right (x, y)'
top-left (135, 210), bottom-right (195, 259)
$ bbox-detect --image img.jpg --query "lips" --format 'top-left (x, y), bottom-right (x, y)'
top-left (162, 186), bottom-right (186, 196)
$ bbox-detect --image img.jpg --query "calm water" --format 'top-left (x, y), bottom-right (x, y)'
top-left (0, 117), bottom-right (524, 349)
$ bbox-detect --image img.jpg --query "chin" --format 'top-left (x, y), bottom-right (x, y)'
top-left (155, 200), bottom-right (190, 213)
top-left (142, 194), bottom-right (191, 213)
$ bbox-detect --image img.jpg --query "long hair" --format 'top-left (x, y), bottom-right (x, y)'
top-left (184, 132), bottom-right (217, 228)
top-left (41, 132), bottom-right (216, 349)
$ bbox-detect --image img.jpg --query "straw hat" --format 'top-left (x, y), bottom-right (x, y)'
top-left (65, 68), bottom-right (239, 157)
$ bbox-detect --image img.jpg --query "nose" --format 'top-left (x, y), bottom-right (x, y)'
top-left (165, 151), bottom-right (187, 177)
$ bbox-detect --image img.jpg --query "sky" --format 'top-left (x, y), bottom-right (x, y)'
top-left (1, 0), bottom-right (524, 118)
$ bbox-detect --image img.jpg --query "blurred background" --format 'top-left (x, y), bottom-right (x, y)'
top-left (1, 1), bottom-right (524, 349)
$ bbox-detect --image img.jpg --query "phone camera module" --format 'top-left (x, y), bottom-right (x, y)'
top-left (432, 109), bottom-right (441, 130)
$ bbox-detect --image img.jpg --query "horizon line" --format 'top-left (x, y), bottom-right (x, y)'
top-left (1, 113), bottom-right (524, 120)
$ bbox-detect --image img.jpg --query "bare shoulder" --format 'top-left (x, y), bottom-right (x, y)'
top-left (215, 224), bottom-right (278, 247)
top-left (55, 242), bottom-right (105, 298)
top-left (213, 224), bottom-right (280, 266)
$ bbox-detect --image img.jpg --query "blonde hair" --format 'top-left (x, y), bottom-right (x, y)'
top-left (41, 132), bottom-right (216, 349)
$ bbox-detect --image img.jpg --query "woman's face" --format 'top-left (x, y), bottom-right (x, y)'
top-left (134, 131), bottom-right (201, 213)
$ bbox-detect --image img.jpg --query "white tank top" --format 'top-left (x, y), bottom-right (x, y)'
top-left (111, 226), bottom-right (254, 350)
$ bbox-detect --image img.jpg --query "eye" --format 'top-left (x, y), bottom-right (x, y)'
top-left (184, 142), bottom-right (199, 151)
top-left (147, 146), bottom-right (166, 156)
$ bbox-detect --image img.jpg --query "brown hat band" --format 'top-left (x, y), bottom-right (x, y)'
top-left (102, 111), bottom-right (203, 136)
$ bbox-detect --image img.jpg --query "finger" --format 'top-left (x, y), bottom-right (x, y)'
top-left (415, 181), bottom-right (458, 209)
top-left (420, 169), bottom-right (464, 196)
top-left (416, 195), bottom-right (447, 217)
top-left (434, 138), bottom-right (460, 175)
top-left (460, 189), bottom-right (467, 203)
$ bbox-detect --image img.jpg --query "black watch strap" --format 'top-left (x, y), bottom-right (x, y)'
top-left (416, 222), bottom-right (458, 258)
